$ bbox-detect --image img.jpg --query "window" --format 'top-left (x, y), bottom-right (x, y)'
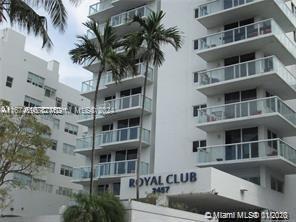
top-left (271, 177), bottom-right (284, 193)
top-left (48, 161), bottom-right (55, 173)
top-left (113, 182), bottom-right (120, 196)
top-left (53, 118), bottom-right (60, 129)
top-left (194, 39), bottom-right (199, 50)
top-left (46, 184), bottom-right (53, 193)
top-left (6, 76), bottom-right (13, 88)
top-left (56, 97), bottom-right (62, 107)
top-left (14, 173), bottom-right (32, 187)
top-left (51, 140), bottom-right (57, 151)
top-left (63, 143), bottom-right (75, 156)
top-left (98, 184), bottom-right (109, 194)
top-left (64, 123), bottom-right (78, 135)
top-left (243, 177), bottom-right (260, 185)
top-left (24, 96), bottom-right (42, 107)
top-left (27, 72), bottom-right (44, 88)
top-left (44, 86), bottom-right (56, 98)
top-left (56, 186), bottom-right (73, 197)
top-left (192, 140), bottom-right (207, 152)
top-left (194, 8), bottom-right (199, 18)
top-left (32, 178), bottom-right (46, 191)
top-left (193, 72), bottom-right (199, 83)
top-left (60, 165), bottom-right (73, 177)
top-left (193, 104), bottom-right (207, 117)
top-left (67, 102), bottom-right (79, 114)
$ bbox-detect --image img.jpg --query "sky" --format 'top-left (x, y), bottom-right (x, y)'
top-left (2, 0), bottom-right (99, 90)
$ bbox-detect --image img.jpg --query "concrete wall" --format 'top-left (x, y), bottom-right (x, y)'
top-left (125, 201), bottom-right (214, 222)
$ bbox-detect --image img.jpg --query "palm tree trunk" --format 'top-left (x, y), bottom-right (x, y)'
top-left (136, 61), bottom-right (150, 200)
top-left (90, 69), bottom-right (103, 197)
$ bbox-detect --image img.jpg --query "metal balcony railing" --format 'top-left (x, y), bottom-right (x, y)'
top-left (195, 19), bottom-right (296, 55)
top-left (197, 96), bottom-right (296, 125)
top-left (81, 63), bottom-right (153, 94)
top-left (79, 94), bottom-right (152, 120)
top-left (76, 127), bottom-right (151, 150)
top-left (73, 160), bottom-right (149, 180)
top-left (89, 0), bottom-right (115, 16)
top-left (196, 139), bottom-right (296, 166)
top-left (110, 5), bottom-right (152, 27)
top-left (196, 0), bottom-right (296, 23)
top-left (197, 56), bottom-right (296, 88)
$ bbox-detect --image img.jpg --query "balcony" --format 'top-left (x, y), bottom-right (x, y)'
top-left (81, 63), bottom-right (153, 99)
top-left (78, 94), bottom-right (152, 127)
top-left (197, 96), bottom-right (296, 136)
top-left (196, 0), bottom-right (296, 32)
top-left (197, 56), bottom-right (296, 99)
top-left (75, 127), bottom-right (151, 155)
top-left (196, 139), bottom-right (296, 174)
top-left (73, 160), bottom-right (149, 183)
top-left (195, 19), bottom-right (296, 65)
top-left (89, 0), bottom-right (152, 22)
top-left (89, 5), bottom-right (153, 37)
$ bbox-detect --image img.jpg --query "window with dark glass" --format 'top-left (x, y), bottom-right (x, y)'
top-left (194, 8), bottom-right (199, 18)
top-left (192, 140), bottom-right (206, 152)
top-left (193, 104), bottom-right (207, 117)
top-left (193, 72), bottom-right (199, 83)
top-left (6, 76), bottom-right (13, 88)
top-left (56, 97), bottom-right (62, 107)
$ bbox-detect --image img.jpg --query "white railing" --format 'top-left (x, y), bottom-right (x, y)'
top-left (76, 127), bottom-right (151, 150)
top-left (81, 63), bottom-right (153, 94)
top-left (79, 94), bottom-right (152, 120)
top-left (89, 0), bottom-right (114, 15)
top-left (197, 139), bottom-right (296, 166)
top-left (73, 160), bottom-right (149, 180)
top-left (197, 56), bottom-right (296, 88)
top-left (197, 96), bottom-right (296, 125)
top-left (195, 19), bottom-right (296, 56)
top-left (110, 5), bottom-right (152, 27)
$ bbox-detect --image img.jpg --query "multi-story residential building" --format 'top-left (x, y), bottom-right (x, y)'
top-left (0, 28), bottom-right (88, 217)
top-left (77, 0), bottom-right (296, 220)
top-left (73, 0), bottom-right (158, 196)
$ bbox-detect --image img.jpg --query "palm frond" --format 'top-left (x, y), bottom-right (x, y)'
top-left (24, 0), bottom-right (67, 32)
top-left (8, 0), bottom-right (52, 49)
top-left (69, 35), bottom-right (98, 65)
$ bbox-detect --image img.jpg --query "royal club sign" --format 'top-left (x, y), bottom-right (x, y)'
top-left (128, 172), bottom-right (197, 194)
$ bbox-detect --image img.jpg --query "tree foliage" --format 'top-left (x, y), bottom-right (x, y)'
top-left (0, 102), bottom-right (52, 207)
top-left (63, 193), bottom-right (126, 222)
top-left (69, 21), bottom-right (129, 196)
top-left (124, 10), bottom-right (182, 199)
top-left (0, 0), bottom-right (80, 48)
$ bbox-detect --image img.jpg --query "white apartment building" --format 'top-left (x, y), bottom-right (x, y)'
top-left (76, 0), bottom-right (296, 221)
top-left (0, 29), bottom-right (88, 217)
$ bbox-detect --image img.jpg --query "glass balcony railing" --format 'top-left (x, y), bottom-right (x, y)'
top-left (197, 139), bottom-right (296, 166)
top-left (79, 94), bottom-right (152, 120)
top-left (197, 0), bottom-right (296, 27)
top-left (76, 127), bottom-right (151, 151)
top-left (198, 96), bottom-right (296, 125)
top-left (73, 160), bottom-right (149, 180)
top-left (81, 63), bottom-right (153, 94)
top-left (198, 56), bottom-right (296, 88)
top-left (89, 0), bottom-right (115, 16)
top-left (110, 5), bottom-right (152, 27)
top-left (195, 19), bottom-right (296, 56)
top-left (197, 0), bottom-right (256, 17)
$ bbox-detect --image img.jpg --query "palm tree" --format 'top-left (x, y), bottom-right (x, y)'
top-left (63, 193), bottom-right (125, 222)
top-left (124, 10), bottom-right (182, 200)
top-left (69, 21), bottom-right (128, 196)
top-left (0, 0), bottom-right (80, 49)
